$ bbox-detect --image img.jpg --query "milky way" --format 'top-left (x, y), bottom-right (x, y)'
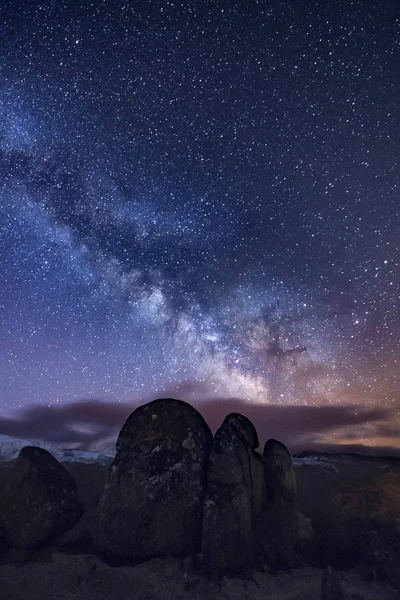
top-left (0, 0), bottom-right (398, 447)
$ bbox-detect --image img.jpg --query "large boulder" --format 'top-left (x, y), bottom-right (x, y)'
top-left (96, 398), bottom-right (212, 563)
top-left (202, 413), bottom-right (264, 575)
top-left (0, 446), bottom-right (83, 556)
top-left (262, 438), bottom-right (298, 571)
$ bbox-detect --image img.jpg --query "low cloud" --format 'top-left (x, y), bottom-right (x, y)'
top-left (0, 400), bottom-right (136, 449)
top-left (0, 390), bottom-right (397, 456)
top-left (194, 398), bottom-right (394, 452)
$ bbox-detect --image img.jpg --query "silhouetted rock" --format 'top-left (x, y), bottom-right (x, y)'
top-left (0, 446), bottom-right (83, 557)
top-left (262, 438), bottom-right (297, 571)
top-left (321, 566), bottom-right (348, 600)
top-left (202, 412), bottom-right (264, 575)
top-left (96, 398), bottom-right (212, 563)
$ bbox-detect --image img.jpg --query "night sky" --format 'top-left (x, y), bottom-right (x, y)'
top-left (0, 0), bottom-right (398, 451)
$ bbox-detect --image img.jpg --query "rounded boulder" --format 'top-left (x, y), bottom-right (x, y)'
top-left (96, 398), bottom-right (212, 563)
top-left (202, 413), bottom-right (263, 575)
top-left (262, 438), bottom-right (298, 570)
top-left (0, 446), bottom-right (83, 555)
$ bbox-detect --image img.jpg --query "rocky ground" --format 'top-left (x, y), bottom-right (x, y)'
top-left (0, 552), bottom-right (399, 600)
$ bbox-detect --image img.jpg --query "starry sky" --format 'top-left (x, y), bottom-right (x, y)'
top-left (0, 0), bottom-right (399, 451)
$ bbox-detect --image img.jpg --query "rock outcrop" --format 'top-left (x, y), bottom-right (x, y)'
top-left (96, 398), bottom-right (212, 563)
top-left (262, 438), bottom-right (298, 571)
top-left (0, 446), bottom-right (83, 557)
top-left (0, 401), bottom-right (398, 596)
top-left (202, 412), bottom-right (264, 575)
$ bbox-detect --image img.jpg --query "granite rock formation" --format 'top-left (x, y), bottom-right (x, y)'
top-left (0, 446), bottom-right (83, 558)
top-left (262, 438), bottom-right (298, 571)
top-left (202, 412), bottom-right (264, 574)
top-left (96, 398), bottom-right (212, 563)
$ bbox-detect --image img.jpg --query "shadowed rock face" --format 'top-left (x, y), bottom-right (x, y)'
top-left (0, 446), bottom-right (83, 556)
top-left (264, 438), bottom-right (297, 504)
top-left (202, 412), bottom-right (264, 575)
top-left (96, 398), bottom-right (212, 563)
top-left (224, 412), bottom-right (259, 450)
top-left (262, 438), bottom-right (298, 571)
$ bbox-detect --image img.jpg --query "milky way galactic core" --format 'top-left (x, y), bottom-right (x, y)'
top-left (0, 0), bottom-right (398, 448)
